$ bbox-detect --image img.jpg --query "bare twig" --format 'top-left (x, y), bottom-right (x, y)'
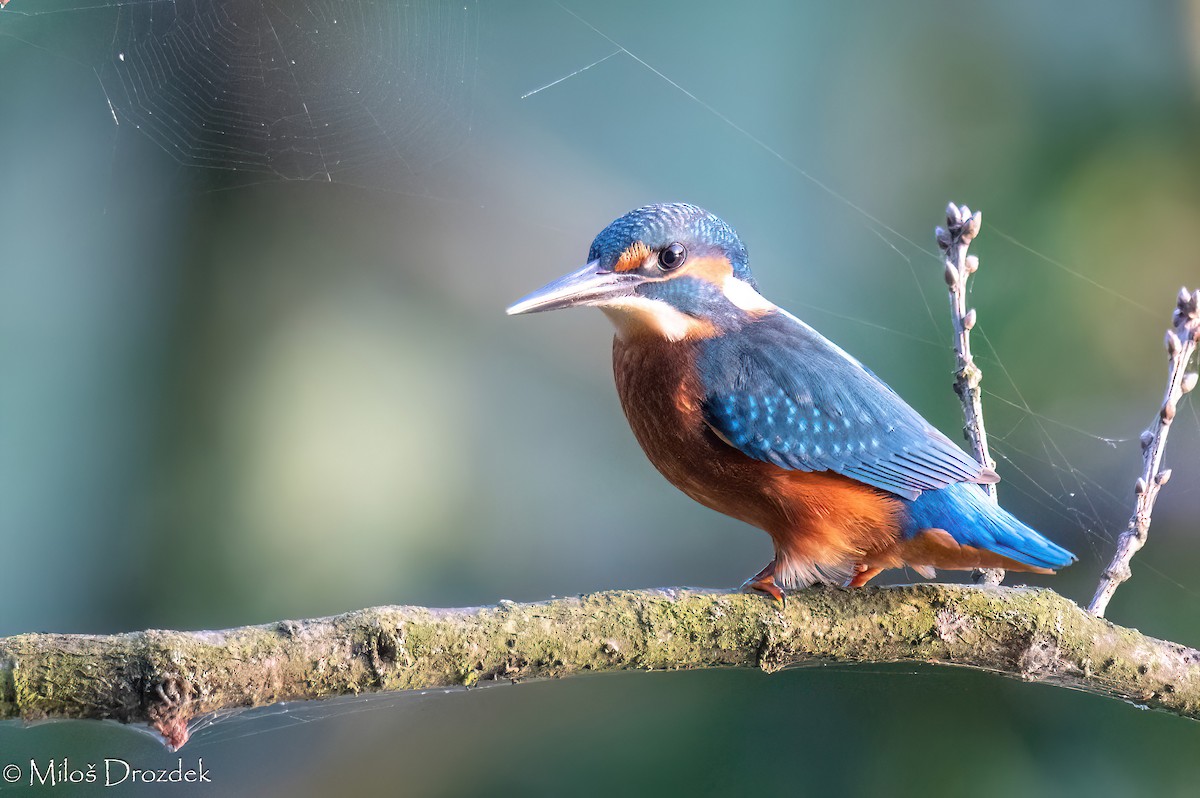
top-left (1088, 288), bottom-right (1200, 616)
top-left (936, 202), bottom-right (1003, 586)
top-left (3, 585), bottom-right (1200, 750)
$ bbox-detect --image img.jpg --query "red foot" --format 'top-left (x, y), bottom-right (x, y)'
top-left (847, 564), bottom-right (883, 588)
top-left (742, 559), bottom-right (785, 604)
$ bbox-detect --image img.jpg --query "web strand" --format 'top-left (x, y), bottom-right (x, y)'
top-left (538, 1), bottom-right (1199, 609)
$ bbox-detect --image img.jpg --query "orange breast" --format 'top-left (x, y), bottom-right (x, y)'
top-left (612, 335), bottom-right (906, 582)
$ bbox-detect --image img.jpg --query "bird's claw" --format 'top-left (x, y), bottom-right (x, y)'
top-left (741, 564), bottom-right (786, 605)
top-left (846, 563), bottom-right (883, 588)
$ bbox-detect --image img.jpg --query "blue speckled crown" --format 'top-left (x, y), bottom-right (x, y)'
top-left (588, 203), bottom-right (756, 288)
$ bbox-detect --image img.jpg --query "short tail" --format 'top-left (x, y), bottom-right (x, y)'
top-left (903, 482), bottom-right (1076, 571)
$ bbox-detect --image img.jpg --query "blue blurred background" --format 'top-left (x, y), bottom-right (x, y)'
top-left (2, 0), bottom-right (1200, 794)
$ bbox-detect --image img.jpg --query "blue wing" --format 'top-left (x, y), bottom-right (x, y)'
top-left (698, 311), bottom-right (995, 500)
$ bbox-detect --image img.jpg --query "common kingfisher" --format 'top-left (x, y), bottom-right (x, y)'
top-left (507, 203), bottom-right (1076, 599)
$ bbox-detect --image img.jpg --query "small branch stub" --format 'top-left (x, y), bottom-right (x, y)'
top-left (936, 202), bottom-right (1002, 586)
top-left (1088, 287), bottom-right (1200, 617)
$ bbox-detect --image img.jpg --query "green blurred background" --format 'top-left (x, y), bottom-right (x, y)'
top-left (2, 0), bottom-right (1200, 795)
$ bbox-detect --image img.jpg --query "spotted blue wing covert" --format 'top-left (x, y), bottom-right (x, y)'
top-left (698, 311), bottom-right (992, 500)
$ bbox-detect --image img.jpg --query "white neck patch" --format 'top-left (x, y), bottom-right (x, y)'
top-left (721, 276), bottom-right (776, 313)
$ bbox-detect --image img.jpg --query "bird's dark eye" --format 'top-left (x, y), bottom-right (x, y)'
top-left (658, 243), bottom-right (687, 271)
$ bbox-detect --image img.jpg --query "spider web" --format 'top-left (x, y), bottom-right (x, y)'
top-left (517, 2), bottom-right (1200, 603)
top-left (2, 0), bottom-right (1198, 748)
top-left (6, 0), bottom-right (1196, 662)
top-left (3, 0), bottom-right (480, 182)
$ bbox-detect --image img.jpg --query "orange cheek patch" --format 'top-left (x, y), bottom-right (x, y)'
top-left (614, 241), bottom-right (651, 272)
top-left (684, 255), bottom-right (735, 285)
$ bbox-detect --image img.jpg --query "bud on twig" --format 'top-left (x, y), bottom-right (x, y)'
top-left (935, 201), bottom-right (1000, 586)
top-left (1166, 330), bottom-right (1182, 356)
top-left (935, 226), bottom-right (951, 250)
top-left (944, 262), bottom-right (960, 288)
top-left (1091, 288), bottom-right (1199, 617)
top-left (965, 211), bottom-right (982, 242)
top-left (1176, 286), bottom-right (1197, 316)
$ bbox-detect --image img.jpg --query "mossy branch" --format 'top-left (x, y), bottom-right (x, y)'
top-left (3, 584), bottom-right (1198, 749)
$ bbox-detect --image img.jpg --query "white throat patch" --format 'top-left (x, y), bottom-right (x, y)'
top-left (597, 296), bottom-right (705, 342)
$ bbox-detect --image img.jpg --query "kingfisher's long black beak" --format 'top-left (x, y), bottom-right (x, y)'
top-left (506, 260), bottom-right (642, 316)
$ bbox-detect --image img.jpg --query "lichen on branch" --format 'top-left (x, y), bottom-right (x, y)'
top-left (3, 585), bottom-right (1198, 749)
